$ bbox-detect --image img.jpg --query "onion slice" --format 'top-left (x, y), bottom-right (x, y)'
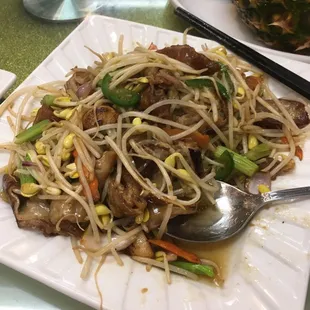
top-left (247, 172), bottom-right (271, 194)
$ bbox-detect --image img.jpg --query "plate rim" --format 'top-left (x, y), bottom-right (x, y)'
top-left (169, 0), bottom-right (310, 64)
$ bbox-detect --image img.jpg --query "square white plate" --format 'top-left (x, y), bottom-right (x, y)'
top-left (0, 70), bottom-right (16, 98)
top-left (1, 15), bottom-right (310, 310)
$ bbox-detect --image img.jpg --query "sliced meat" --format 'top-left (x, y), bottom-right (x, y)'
top-left (255, 98), bottom-right (310, 129)
top-left (107, 171), bottom-right (147, 218)
top-left (95, 151), bottom-right (117, 189)
top-left (139, 140), bottom-right (174, 160)
top-left (82, 105), bottom-right (118, 130)
top-left (258, 158), bottom-right (296, 179)
top-left (34, 105), bottom-right (60, 124)
top-left (144, 68), bottom-right (182, 87)
top-left (134, 158), bottom-right (157, 179)
top-left (147, 203), bottom-right (197, 231)
top-left (140, 86), bottom-right (167, 111)
top-left (3, 174), bottom-right (84, 237)
top-left (173, 139), bottom-right (203, 174)
top-left (49, 200), bottom-right (87, 225)
top-left (157, 44), bottom-right (220, 74)
top-left (279, 159), bottom-right (295, 175)
top-left (128, 231), bottom-right (154, 258)
top-left (175, 112), bottom-right (201, 127)
top-left (174, 106), bottom-right (227, 130)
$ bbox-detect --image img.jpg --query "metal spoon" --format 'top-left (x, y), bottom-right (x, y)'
top-left (167, 181), bottom-right (310, 243)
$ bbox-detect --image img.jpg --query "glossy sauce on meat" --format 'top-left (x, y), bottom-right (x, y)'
top-left (95, 151), bottom-right (117, 189)
top-left (82, 105), bottom-right (119, 130)
top-left (34, 105), bottom-right (60, 124)
top-left (3, 174), bottom-right (85, 237)
top-left (255, 98), bottom-right (310, 129)
top-left (107, 171), bottom-right (147, 217)
top-left (157, 44), bottom-right (220, 74)
top-left (140, 86), bottom-right (167, 110)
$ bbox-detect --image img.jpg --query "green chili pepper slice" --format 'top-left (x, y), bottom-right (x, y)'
top-left (185, 79), bottom-right (230, 101)
top-left (14, 120), bottom-right (50, 144)
top-left (170, 261), bottom-right (215, 277)
top-left (185, 78), bottom-right (213, 89)
top-left (101, 74), bottom-right (140, 108)
top-left (215, 150), bottom-right (234, 181)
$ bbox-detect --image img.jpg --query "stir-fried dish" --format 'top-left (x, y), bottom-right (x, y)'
top-left (1, 37), bottom-right (310, 294)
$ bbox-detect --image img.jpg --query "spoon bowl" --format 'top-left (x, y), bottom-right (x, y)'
top-left (167, 182), bottom-right (310, 243)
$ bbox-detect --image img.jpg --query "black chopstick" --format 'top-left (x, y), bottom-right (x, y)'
top-left (175, 7), bottom-right (310, 100)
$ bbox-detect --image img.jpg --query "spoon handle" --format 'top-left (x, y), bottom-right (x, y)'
top-left (262, 186), bottom-right (310, 204)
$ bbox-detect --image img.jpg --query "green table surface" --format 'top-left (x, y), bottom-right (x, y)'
top-left (0, 0), bottom-right (189, 93)
top-left (0, 1), bottom-right (310, 309)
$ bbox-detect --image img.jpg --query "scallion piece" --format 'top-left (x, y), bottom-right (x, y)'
top-left (20, 154), bottom-right (37, 186)
top-left (215, 150), bottom-right (234, 181)
top-left (245, 143), bottom-right (271, 161)
top-left (20, 158), bottom-right (36, 185)
top-left (214, 146), bottom-right (258, 177)
top-left (41, 95), bottom-right (55, 106)
top-left (169, 261), bottom-right (215, 277)
top-left (14, 120), bottom-right (50, 144)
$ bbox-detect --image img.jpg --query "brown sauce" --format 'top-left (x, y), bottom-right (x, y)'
top-left (175, 234), bottom-right (242, 283)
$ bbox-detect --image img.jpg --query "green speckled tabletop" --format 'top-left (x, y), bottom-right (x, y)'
top-left (0, 0), bottom-right (188, 92)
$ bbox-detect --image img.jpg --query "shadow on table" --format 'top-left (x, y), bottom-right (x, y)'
top-left (0, 264), bottom-right (93, 310)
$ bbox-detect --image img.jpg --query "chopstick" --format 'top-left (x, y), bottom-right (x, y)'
top-left (175, 7), bottom-right (310, 100)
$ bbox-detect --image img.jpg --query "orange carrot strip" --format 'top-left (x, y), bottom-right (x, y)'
top-left (88, 178), bottom-right (100, 202)
top-left (281, 137), bottom-right (303, 161)
top-left (148, 42), bottom-right (158, 50)
top-left (73, 149), bottom-right (100, 201)
top-left (295, 146), bottom-right (303, 161)
top-left (281, 137), bottom-right (288, 144)
top-left (149, 239), bottom-right (201, 264)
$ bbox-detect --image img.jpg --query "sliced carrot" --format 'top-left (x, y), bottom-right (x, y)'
top-left (281, 137), bottom-right (303, 161)
top-left (295, 146), bottom-right (303, 161)
top-left (149, 239), bottom-right (201, 264)
top-left (73, 149), bottom-right (100, 201)
top-left (88, 177), bottom-right (100, 201)
top-left (281, 137), bottom-right (288, 144)
top-left (148, 42), bottom-right (158, 50)
top-left (163, 128), bottom-right (209, 149)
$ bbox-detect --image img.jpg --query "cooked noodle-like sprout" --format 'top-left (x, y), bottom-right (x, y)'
top-left (2, 36), bottom-right (309, 302)
top-left (71, 236), bottom-right (84, 264)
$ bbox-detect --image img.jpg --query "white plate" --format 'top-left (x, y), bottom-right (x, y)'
top-left (1, 14), bottom-right (310, 310)
top-left (0, 70), bottom-right (16, 98)
top-left (170, 0), bottom-right (310, 64)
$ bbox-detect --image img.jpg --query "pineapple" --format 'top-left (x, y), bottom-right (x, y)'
top-left (232, 0), bottom-right (310, 54)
